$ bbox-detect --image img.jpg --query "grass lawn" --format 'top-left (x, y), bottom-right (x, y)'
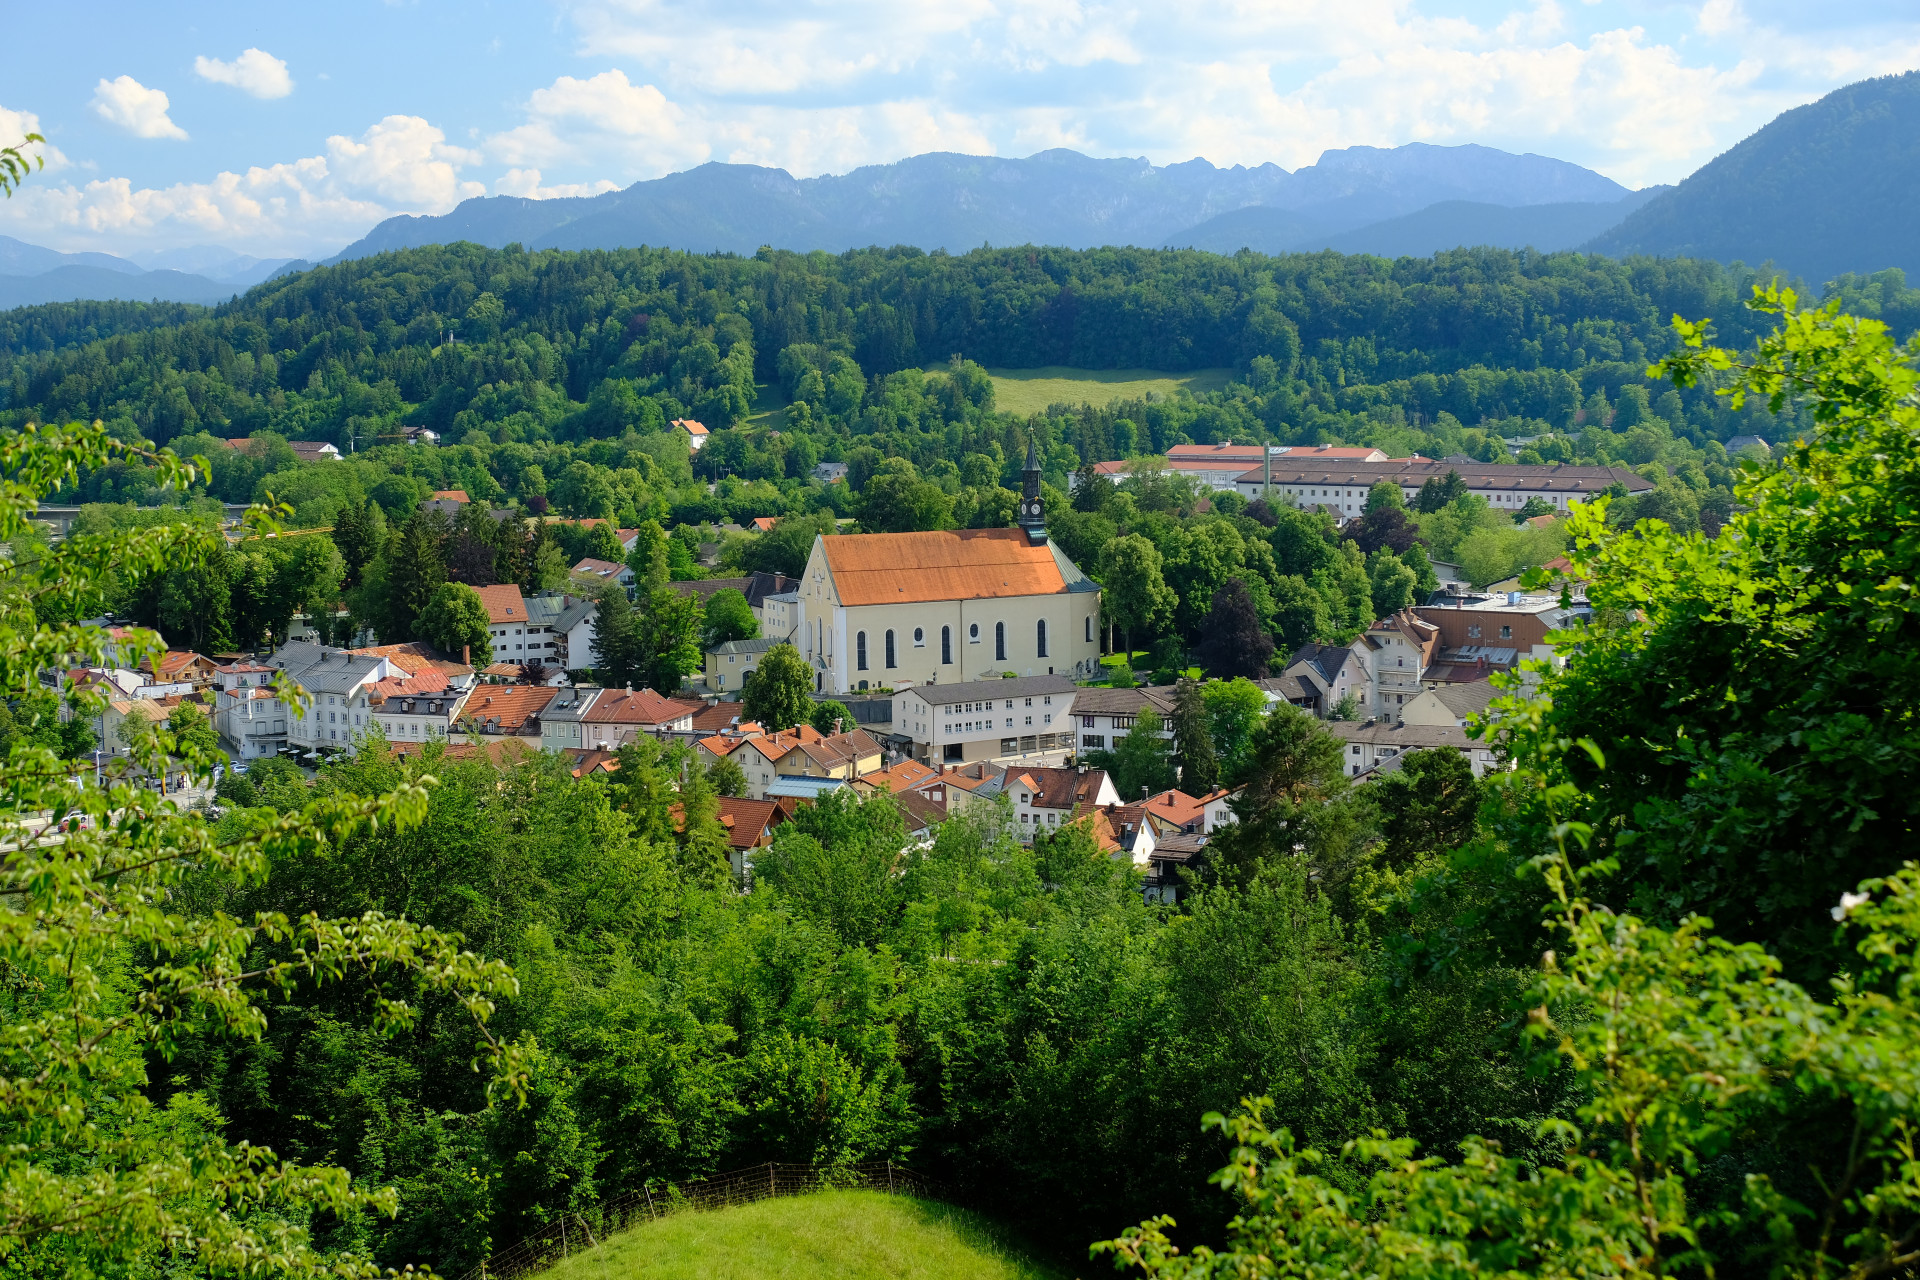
top-left (538, 1189), bottom-right (1067, 1280)
top-left (743, 380), bottom-right (788, 426)
top-left (972, 366), bottom-right (1235, 417)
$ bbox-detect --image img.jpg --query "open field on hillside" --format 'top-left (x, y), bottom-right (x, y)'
top-left (979, 366), bottom-right (1236, 416)
top-left (537, 1189), bottom-right (1067, 1280)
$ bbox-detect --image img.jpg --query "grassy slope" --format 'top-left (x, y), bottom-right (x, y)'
top-left (538, 1190), bottom-right (1069, 1280)
top-left (981, 366), bottom-right (1234, 416)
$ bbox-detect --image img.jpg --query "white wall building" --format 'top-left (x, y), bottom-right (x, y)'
top-left (892, 673), bottom-right (1078, 766)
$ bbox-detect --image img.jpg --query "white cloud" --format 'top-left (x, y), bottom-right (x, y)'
top-left (527, 0), bottom-right (1920, 189)
top-left (0, 115), bottom-right (482, 256)
top-left (90, 75), bottom-right (188, 141)
top-left (495, 168), bottom-right (621, 198)
top-left (194, 48), bottom-right (295, 99)
top-left (0, 104), bottom-right (70, 174)
top-left (326, 115), bottom-right (485, 209)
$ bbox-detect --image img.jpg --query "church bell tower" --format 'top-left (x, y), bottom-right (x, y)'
top-left (1019, 437), bottom-right (1046, 544)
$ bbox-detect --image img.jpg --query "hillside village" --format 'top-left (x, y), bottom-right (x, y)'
top-left (8, 56), bottom-right (1920, 1280)
top-left (53, 432), bottom-right (1581, 905)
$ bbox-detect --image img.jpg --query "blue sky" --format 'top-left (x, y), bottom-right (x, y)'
top-left (2, 0), bottom-right (1915, 260)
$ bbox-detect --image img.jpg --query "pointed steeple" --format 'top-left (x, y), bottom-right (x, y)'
top-left (1019, 436), bottom-right (1046, 543)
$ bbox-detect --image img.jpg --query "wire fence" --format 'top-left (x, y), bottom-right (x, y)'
top-left (455, 1160), bottom-right (955, 1280)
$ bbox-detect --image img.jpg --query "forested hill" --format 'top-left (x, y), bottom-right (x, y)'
top-left (0, 241), bottom-right (1817, 440)
top-left (1587, 70), bottom-right (1920, 282)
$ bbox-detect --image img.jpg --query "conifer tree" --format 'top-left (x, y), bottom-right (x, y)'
top-left (1170, 678), bottom-right (1218, 795)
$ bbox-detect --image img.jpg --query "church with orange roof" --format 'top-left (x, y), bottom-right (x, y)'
top-left (791, 441), bottom-right (1103, 694)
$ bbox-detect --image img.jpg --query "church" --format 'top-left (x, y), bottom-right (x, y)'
top-left (788, 442), bottom-right (1104, 694)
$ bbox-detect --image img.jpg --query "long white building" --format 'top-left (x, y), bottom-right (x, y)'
top-left (1232, 457), bottom-right (1653, 519)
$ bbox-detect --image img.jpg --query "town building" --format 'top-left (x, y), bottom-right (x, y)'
top-left (350, 641), bottom-right (475, 689)
top-left (1399, 678), bottom-right (1501, 729)
top-left (704, 637), bottom-right (777, 691)
top-left (1087, 443), bottom-right (1392, 493)
top-left (1414, 593), bottom-right (1591, 673)
top-left (891, 673), bottom-right (1078, 766)
top-left (457, 685), bottom-right (558, 741)
top-left (475, 584), bottom-right (548, 665)
top-left (144, 650), bottom-right (219, 691)
top-left (570, 558), bottom-right (634, 593)
top-left (366, 669), bottom-right (466, 744)
top-left (1270, 643), bottom-right (1372, 718)
top-left (574, 686), bottom-right (701, 752)
top-left (793, 443), bottom-right (1101, 694)
top-left (1003, 766), bottom-right (1121, 841)
top-left (672, 418), bottom-right (708, 450)
top-left (1069, 685), bottom-right (1176, 755)
top-left (1360, 610), bottom-right (1442, 721)
top-left (1326, 719), bottom-right (1502, 778)
top-left (539, 685), bottom-right (602, 753)
top-left (1233, 458), bottom-right (1653, 518)
top-left (667, 571), bottom-right (799, 630)
top-left (212, 661), bottom-right (286, 759)
top-left (265, 643), bottom-right (410, 752)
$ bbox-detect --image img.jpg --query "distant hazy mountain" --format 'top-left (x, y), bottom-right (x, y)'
top-left (132, 245), bottom-right (304, 286)
top-left (1316, 190), bottom-right (1666, 258)
top-left (333, 142), bottom-right (1630, 260)
top-left (0, 249), bottom-right (314, 310)
top-left (1587, 71), bottom-right (1920, 282)
top-left (0, 235), bottom-right (145, 277)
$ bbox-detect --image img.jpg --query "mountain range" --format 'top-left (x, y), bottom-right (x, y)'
top-left (332, 142), bottom-right (1634, 261)
top-left (0, 237), bottom-right (307, 311)
top-left (2, 69), bottom-right (1916, 313)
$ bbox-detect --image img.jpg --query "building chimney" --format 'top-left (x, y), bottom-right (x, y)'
top-left (463, 644), bottom-right (471, 666)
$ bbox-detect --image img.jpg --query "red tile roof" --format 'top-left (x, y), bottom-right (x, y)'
top-left (822, 529), bottom-right (1067, 606)
top-left (584, 687), bottom-right (700, 725)
top-left (474, 583), bottom-right (529, 626)
top-left (432, 489), bottom-right (470, 503)
top-left (460, 685), bottom-right (557, 734)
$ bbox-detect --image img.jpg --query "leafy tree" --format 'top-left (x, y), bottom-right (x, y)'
top-left (1414, 469), bottom-right (1470, 512)
top-left (627, 519), bottom-right (670, 592)
top-left (1268, 573), bottom-right (1331, 652)
top-left (584, 521), bottom-right (624, 563)
top-left (1498, 286), bottom-right (1920, 977)
top-left (741, 642), bottom-right (813, 731)
top-left (1194, 579), bottom-right (1274, 679)
top-left (1201, 677), bottom-right (1269, 787)
top-left (589, 582), bottom-right (642, 688)
top-left (701, 587), bottom-right (758, 651)
top-left (1343, 502), bottom-right (1421, 555)
top-left (1364, 479), bottom-right (1405, 513)
top-left (1100, 534), bottom-right (1175, 658)
top-left (810, 698), bottom-right (856, 736)
top-left (0, 688), bottom-right (96, 761)
top-left (740, 514), bottom-right (831, 578)
top-left (0, 421), bottom-right (522, 1278)
top-left (1169, 678), bottom-right (1218, 795)
top-left (674, 762), bottom-right (733, 889)
top-left (1100, 855), bottom-right (1920, 1280)
top-left (1367, 548), bottom-right (1417, 617)
top-left (861, 463), bottom-right (954, 533)
top-left (1207, 703), bottom-right (1357, 886)
top-left (1108, 707), bottom-right (1177, 802)
top-left (707, 753), bottom-right (749, 798)
top-left (330, 498), bottom-right (384, 587)
top-left (1400, 540), bottom-right (1440, 597)
top-left (753, 790), bottom-right (907, 945)
top-left (634, 586), bottom-right (703, 694)
top-left (166, 702), bottom-right (224, 761)
top-left (418, 581), bottom-right (494, 666)
top-left (1367, 747), bottom-right (1481, 870)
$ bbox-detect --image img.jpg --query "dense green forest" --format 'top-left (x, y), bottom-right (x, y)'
top-left (8, 286), bottom-right (1920, 1279)
top-left (17, 243), bottom-right (1920, 669)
